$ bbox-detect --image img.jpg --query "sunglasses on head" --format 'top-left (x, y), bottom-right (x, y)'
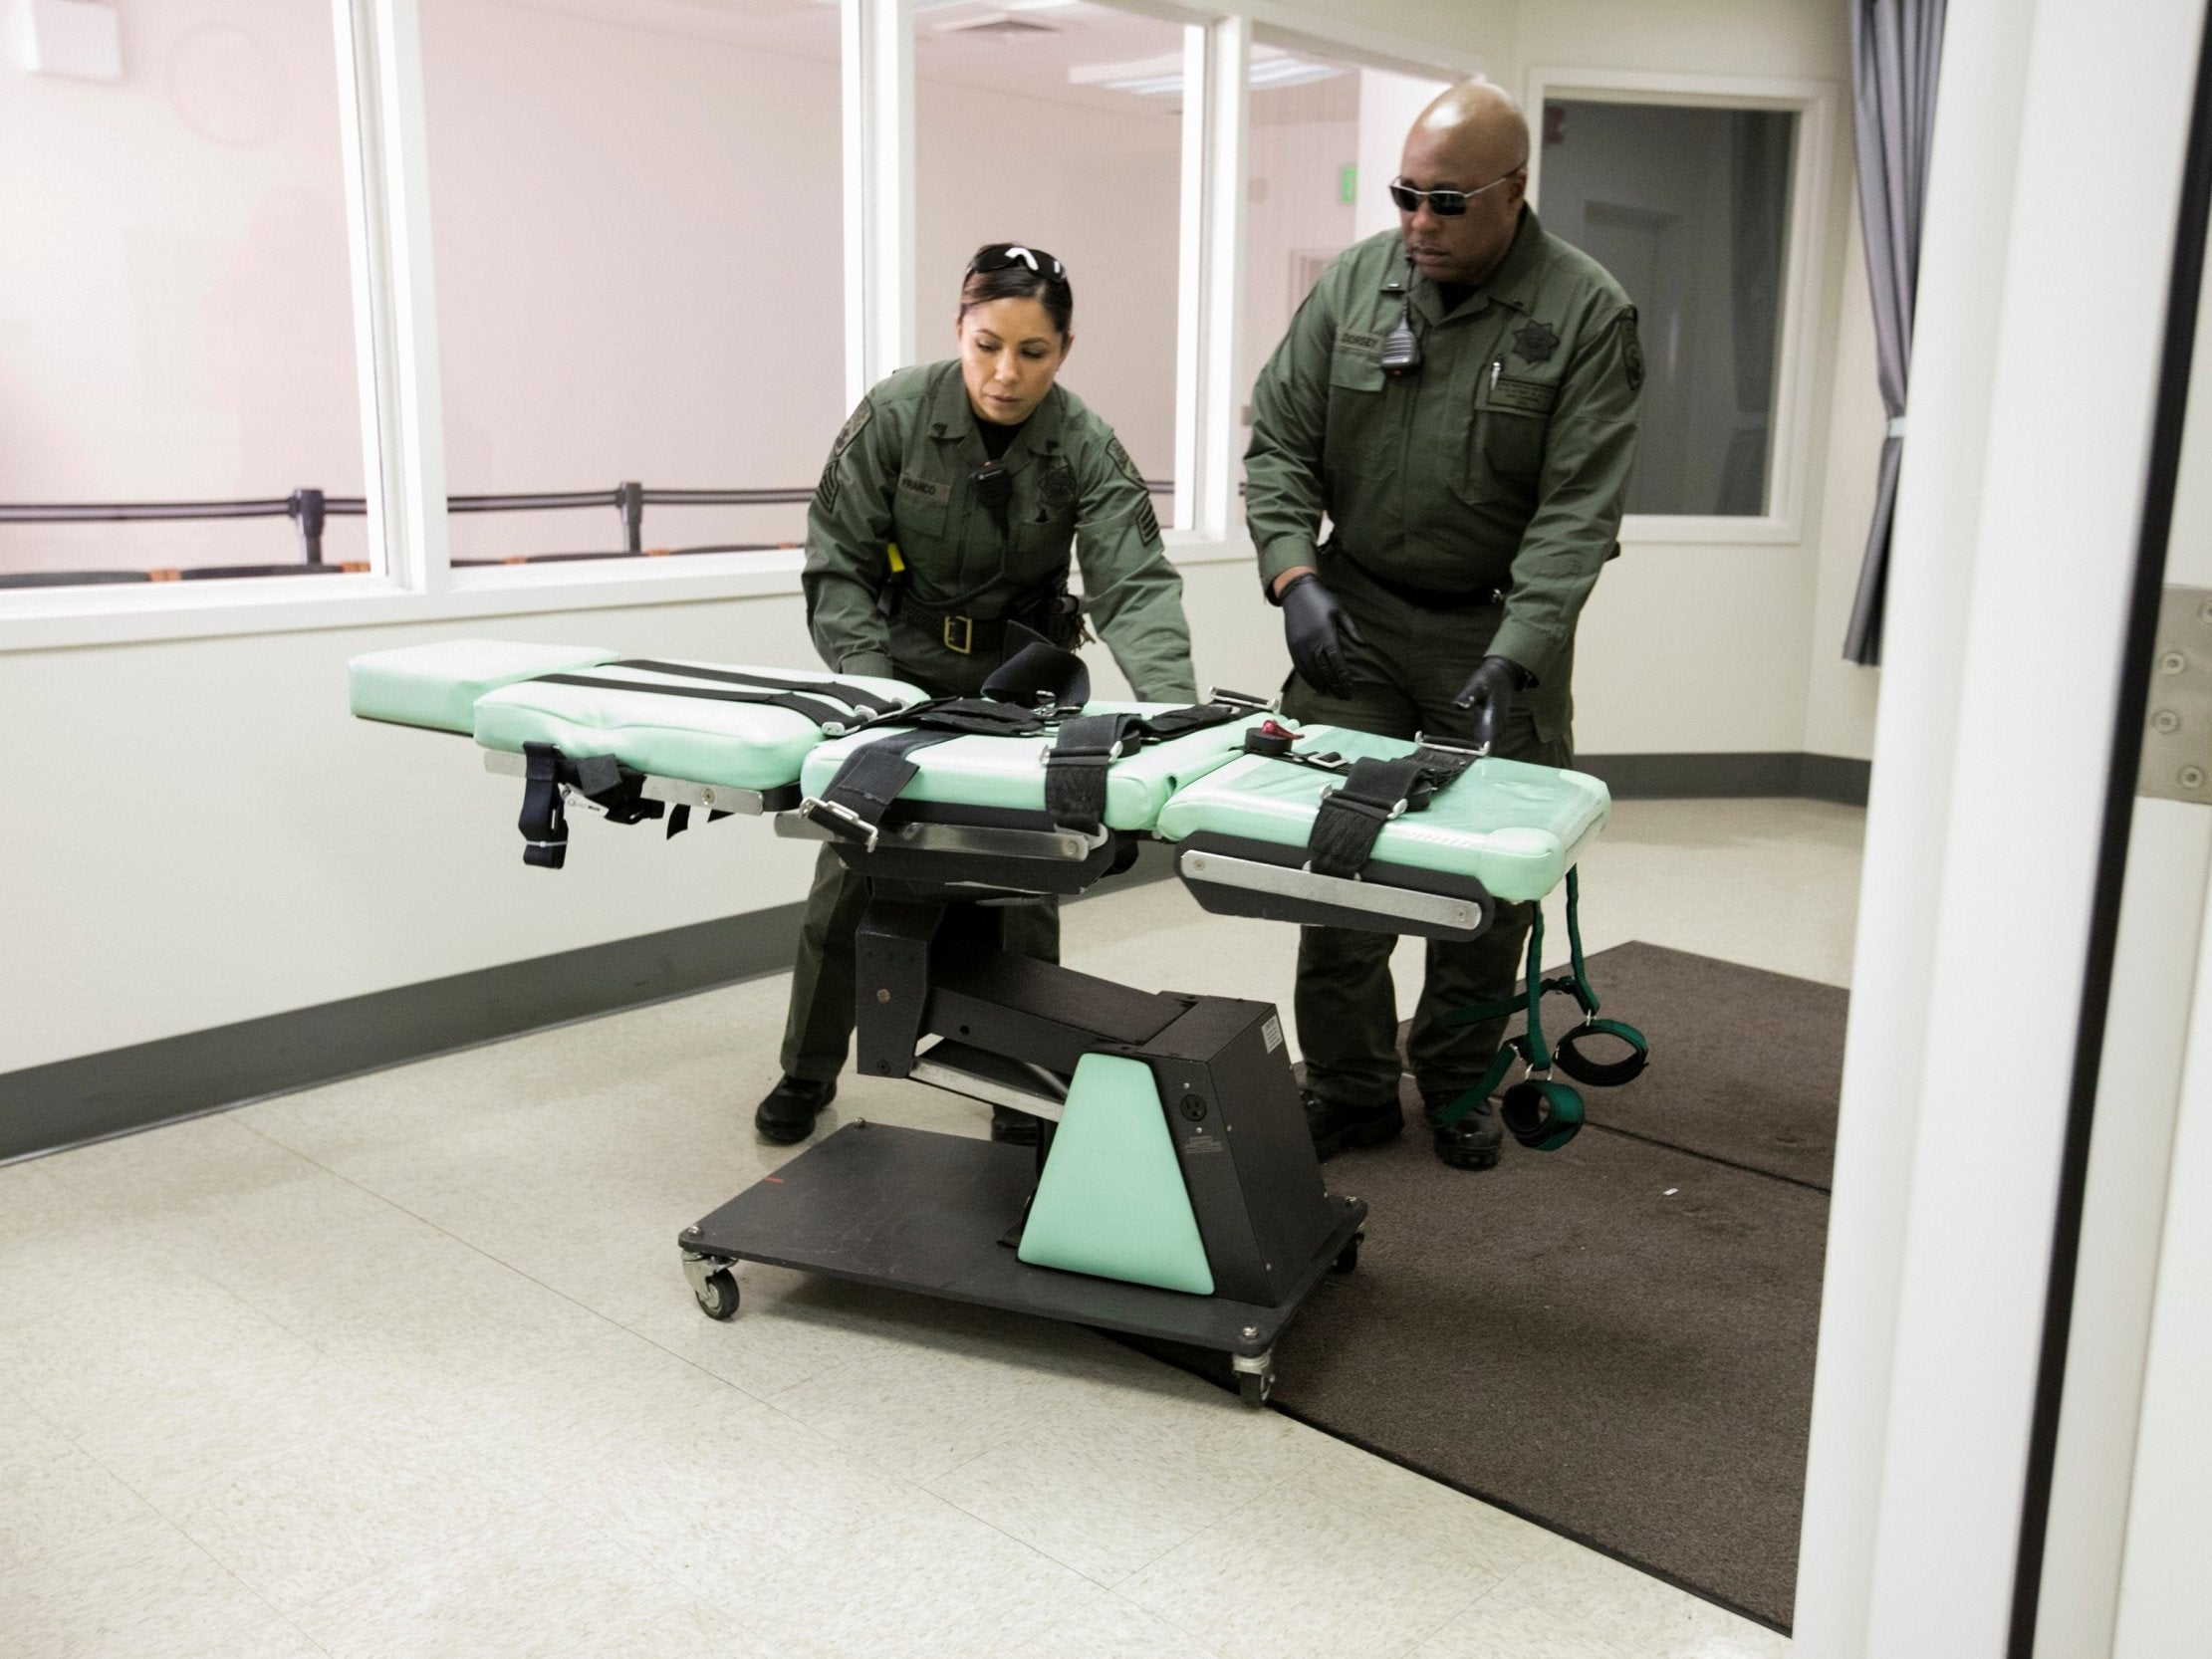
top-left (1387, 169), bottom-right (1523, 217)
top-left (967, 243), bottom-right (1067, 281)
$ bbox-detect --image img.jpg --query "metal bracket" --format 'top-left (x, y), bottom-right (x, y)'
top-left (1180, 847), bottom-right (1485, 933)
top-left (909, 1044), bottom-right (1071, 1122)
top-left (680, 1250), bottom-right (733, 1300)
top-left (2139, 586), bottom-right (2212, 804)
top-left (774, 811), bottom-right (1105, 862)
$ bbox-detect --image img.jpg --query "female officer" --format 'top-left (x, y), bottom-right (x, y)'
top-left (756, 242), bottom-right (1199, 1146)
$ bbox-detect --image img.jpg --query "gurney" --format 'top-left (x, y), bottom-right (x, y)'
top-left (350, 637), bottom-right (1634, 1402)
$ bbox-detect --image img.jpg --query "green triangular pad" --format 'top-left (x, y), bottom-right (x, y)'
top-left (1017, 1054), bottom-right (1214, 1296)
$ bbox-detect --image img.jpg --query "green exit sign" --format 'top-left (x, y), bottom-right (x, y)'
top-left (1339, 164), bottom-right (1357, 204)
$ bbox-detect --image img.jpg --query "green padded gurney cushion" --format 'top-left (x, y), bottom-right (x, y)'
top-left (1152, 724), bottom-right (1610, 903)
top-left (1017, 1054), bottom-right (1213, 1296)
top-left (348, 639), bottom-right (616, 734)
top-left (471, 660), bottom-right (926, 792)
top-left (800, 703), bottom-right (1266, 832)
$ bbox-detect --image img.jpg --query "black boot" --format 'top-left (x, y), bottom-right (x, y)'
top-left (990, 1104), bottom-right (1044, 1146)
top-left (1301, 1089), bottom-right (1404, 1162)
top-left (1423, 1089), bottom-right (1504, 1171)
top-left (755, 1074), bottom-right (836, 1145)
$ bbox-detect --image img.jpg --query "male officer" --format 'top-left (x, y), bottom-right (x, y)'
top-left (1244, 80), bottom-right (1641, 1170)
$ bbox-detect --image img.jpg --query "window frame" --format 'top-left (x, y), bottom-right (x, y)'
top-left (1525, 67), bottom-right (1838, 546)
top-left (0, 0), bottom-right (1482, 651)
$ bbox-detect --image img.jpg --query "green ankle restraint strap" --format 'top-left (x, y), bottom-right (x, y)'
top-left (1430, 869), bottom-right (1649, 1151)
top-left (1544, 869), bottom-right (1650, 1088)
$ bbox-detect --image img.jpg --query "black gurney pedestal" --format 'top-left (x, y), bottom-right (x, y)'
top-left (678, 834), bottom-right (1371, 1405)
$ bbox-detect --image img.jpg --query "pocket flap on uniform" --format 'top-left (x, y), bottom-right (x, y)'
top-left (1484, 376), bottom-right (1558, 416)
top-left (1330, 341), bottom-right (1385, 392)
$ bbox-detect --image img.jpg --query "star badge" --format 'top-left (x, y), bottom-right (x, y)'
top-left (1513, 321), bottom-right (1560, 364)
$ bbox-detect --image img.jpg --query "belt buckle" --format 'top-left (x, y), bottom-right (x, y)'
top-left (798, 796), bottom-right (880, 853)
top-left (943, 614), bottom-right (974, 654)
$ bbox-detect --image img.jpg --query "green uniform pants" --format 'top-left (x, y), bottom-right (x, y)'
top-left (777, 847), bottom-right (1058, 1082)
top-left (776, 649), bottom-right (1061, 1083)
top-left (1279, 555), bottom-right (1572, 1109)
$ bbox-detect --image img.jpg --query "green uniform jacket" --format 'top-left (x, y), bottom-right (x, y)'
top-left (1245, 209), bottom-right (1641, 736)
top-left (802, 359), bottom-right (1198, 703)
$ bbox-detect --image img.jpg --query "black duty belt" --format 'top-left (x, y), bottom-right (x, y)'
top-left (890, 586), bottom-right (1081, 656)
top-left (1335, 552), bottom-right (1507, 612)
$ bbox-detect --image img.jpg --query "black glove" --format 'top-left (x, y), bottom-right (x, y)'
top-left (1279, 573), bottom-right (1363, 701)
top-left (1452, 654), bottom-right (1526, 754)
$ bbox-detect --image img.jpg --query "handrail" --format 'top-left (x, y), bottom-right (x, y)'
top-left (0, 478), bottom-right (1176, 588)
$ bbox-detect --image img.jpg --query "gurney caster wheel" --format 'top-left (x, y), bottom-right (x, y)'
top-left (1233, 1349), bottom-right (1275, 1408)
top-left (693, 1268), bottom-right (740, 1321)
top-left (1331, 1232), bottom-right (1364, 1275)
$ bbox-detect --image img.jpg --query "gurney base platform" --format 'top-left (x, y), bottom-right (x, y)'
top-left (680, 1122), bottom-right (1365, 1364)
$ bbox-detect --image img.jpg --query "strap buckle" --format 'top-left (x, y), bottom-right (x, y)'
top-left (1206, 686), bottom-right (1276, 714)
top-left (798, 796), bottom-right (881, 853)
top-left (943, 613), bottom-right (974, 654)
top-left (1041, 741), bottom-right (1122, 767)
top-left (1411, 731), bottom-right (1489, 760)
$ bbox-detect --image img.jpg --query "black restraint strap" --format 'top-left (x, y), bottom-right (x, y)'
top-left (608, 659), bottom-right (903, 717)
top-left (517, 744), bottom-right (671, 868)
top-left (803, 726), bottom-right (967, 846)
top-left (983, 637), bottom-right (1092, 710)
top-left (802, 697), bottom-right (1055, 846)
top-left (1043, 712), bottom-right (1142, 831)
top-left (533, 672), bottom-right (857, 730)
top-left (519, 744), bottom-right (570, 868)
top-left (1305, 745), bottom-right (1478, 878)
top-left (1042, 702), bottom-right (1250, 831)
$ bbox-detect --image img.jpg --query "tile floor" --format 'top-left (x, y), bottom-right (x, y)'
top-left (0, 798), bottom-right (1861, 1659)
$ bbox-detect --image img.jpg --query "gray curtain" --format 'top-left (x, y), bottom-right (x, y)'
top-left (1843, 0), bottom-right (1947, 666)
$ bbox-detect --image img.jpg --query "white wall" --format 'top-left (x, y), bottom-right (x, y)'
top-left (914, 64), bottom-right (1183, 479)
top-left (1803, 210), bottom-right (1885, 762)
top-left (1240, 103), bottom-right (1357, 437)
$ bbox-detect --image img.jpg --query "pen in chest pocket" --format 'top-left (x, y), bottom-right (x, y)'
top-left (1490, 358), bottom-right (1502, 392)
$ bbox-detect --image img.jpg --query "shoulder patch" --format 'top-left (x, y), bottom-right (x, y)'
top-left (814, 454), bottom-right (843, 515)
top-left (1619, 310), bottom-right (1644, 392)
top-left (1135, 496), bottom-right (1161, 548)
top-left (1106, 434), bottom-right (1146, 489)
top-left (829, 397), bottom-right (873, 461)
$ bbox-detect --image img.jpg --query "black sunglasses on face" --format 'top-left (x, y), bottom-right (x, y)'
top-left (967, 243), bottom-right (1067, 281)
top-left (1387, 169), bottom-right (1523, 216)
